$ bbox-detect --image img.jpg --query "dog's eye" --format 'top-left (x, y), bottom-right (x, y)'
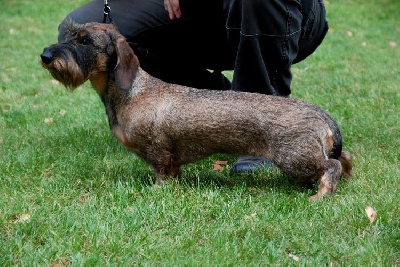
top-left (80, 37), bottom-right (91, 45)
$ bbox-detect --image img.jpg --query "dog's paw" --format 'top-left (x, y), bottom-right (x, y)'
top-left (309, 193), bottom-right (324, 202)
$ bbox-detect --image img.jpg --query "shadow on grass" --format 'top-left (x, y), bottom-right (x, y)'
top-left (33, 125), bottom-right (318, 196)
top-left (172, 159), bottom-right (317, 197)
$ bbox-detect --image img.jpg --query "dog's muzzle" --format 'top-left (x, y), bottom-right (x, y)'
top-left (41, 48), bottom-right (54, 64)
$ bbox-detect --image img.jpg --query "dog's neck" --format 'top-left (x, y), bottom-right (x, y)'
top-left (90, 72), bottom-right (109, 96)
top-left (89, 65), bottom-right (168, 130)
top-left (92, 70), bottom-right (126, 130)
top-left (130, 67), bottom-right (158, 95)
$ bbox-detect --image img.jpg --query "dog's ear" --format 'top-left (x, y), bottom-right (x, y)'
top-left (113, 35), bottom-right (139, 91)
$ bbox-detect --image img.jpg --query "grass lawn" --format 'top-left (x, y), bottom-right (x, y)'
top-left (1, 0), bottom-right (399, 265)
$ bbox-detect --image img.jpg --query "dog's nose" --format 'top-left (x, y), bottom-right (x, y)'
top-left (41, 49), bottom-right (54, 64)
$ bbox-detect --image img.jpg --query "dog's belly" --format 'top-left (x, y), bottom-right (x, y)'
top-left (163, 116), bottom-right (280, 166)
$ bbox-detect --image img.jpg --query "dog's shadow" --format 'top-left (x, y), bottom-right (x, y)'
top-left (45, 127), bottom-right (315, 195)
top-left (127, 155), bottom-right (318, 196)
top-left (180, 168), bottom-right (315, 196)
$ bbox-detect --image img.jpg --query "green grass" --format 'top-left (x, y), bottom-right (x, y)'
top-left (1, 0), bottom-right (399, 265)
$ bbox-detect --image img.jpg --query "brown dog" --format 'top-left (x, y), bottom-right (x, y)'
top-left (41, 22), bottom-right (352, 200)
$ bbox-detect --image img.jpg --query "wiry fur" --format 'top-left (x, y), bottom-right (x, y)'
top-left (41, 22), bottom-right (353, 200)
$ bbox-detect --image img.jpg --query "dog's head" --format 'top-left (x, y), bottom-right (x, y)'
top-left (41, 21), bottom-right (138, 91)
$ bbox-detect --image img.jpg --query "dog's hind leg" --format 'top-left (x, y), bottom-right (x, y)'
top-left (309, 159), bottom-right (342, 201)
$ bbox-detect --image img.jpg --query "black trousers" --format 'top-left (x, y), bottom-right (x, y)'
top-left (59, 0), bottom-right (328, 96)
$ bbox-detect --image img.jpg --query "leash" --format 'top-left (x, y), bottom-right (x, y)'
top-left (103, 0), bottom-right (113, 23)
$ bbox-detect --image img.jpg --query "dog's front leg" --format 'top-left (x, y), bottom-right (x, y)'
top-left (154, 169), bottom-right (167, 186)
top-left (153, 166), bottom-right (181, 185)
top-left (150, 153), bottom-right (168, 186)
top-left (150, 151), bottom-right (181, 185)
top-left (154, 165), bottom-right (182, 185)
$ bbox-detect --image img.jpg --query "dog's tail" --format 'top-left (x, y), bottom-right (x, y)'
top-left (338, 151), bottom-right (353, 178)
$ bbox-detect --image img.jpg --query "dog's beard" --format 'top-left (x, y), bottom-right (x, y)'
top-left (42, 57), bottom-right (86, 90)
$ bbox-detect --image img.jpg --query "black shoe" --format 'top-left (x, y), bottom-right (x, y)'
top-left (232, 156), bottom-right (277, 173)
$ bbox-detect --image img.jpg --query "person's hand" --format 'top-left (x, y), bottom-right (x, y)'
top-left (164, 0), bottom-right (182, 20)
